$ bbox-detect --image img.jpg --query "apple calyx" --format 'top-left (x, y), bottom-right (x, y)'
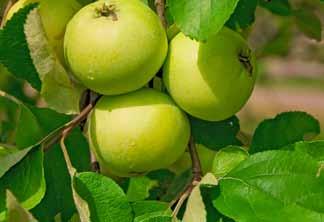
top-left (95, 3), bottom-right (118, 21)
top-left (238, 49), bottom-right (253, 76)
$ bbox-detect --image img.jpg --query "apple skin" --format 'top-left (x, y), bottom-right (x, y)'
top-left (64, 0), bottom-right (168, 95)
top-left (87, 88), bottom-right (190, 177)
top-left (168, 144), bottom-right (217, 175)
top-left (6, 0), bottom-right (84, 65)
top-left (163, 27), bottom-right (257, 121)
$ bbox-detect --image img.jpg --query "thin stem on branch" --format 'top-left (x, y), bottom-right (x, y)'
top-left (155, 0), bottom-right (167, 29)
top-left (0, 0), bottom-right (15, 27)
top-left (60, 129), bottom-right (75, 175)
top-left (171, 136), bottom-right (202, 218)
top-left (237, 130), bottom-right (252, 148)
top-left (43, 92), bottom-right (100, 173)
top-left (189, 136), bottom-right (202, 181)
top-left (43, 93), bottom-right (101, 152)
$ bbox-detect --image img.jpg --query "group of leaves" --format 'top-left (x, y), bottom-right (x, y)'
top-left (164, 0), bottom-right (323, 41)
top-left (0, 0), bottom-right (323, 221)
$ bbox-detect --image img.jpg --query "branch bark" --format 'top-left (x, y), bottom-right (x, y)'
top-left (237, 130), bottom-right (252, 148)
top-left (189, 136), bottom-right (202, 181)
top-left (0, 0), bottom-right (15, 27)
top-left (155, 0), bottom-right (167, 29)
top-left (171, 136), bottom-right (202, 217)
top-left (43, 93), bottom-right (101, 152)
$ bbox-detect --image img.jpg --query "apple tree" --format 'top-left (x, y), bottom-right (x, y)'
top-left (0, 0), bottom-right (323, 221)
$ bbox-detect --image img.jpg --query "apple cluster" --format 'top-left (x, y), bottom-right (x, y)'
top-left (8, 0), bottom-right (257, 177)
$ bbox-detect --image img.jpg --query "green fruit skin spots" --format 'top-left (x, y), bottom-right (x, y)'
top-left (163, 28), bottom-right (257, 121)
top-left (6, 0), bottom-right (83, 65)
top-left (88, 88), bottom-right (190, 177)
top-left (64, 0), bottom-right (168, 95)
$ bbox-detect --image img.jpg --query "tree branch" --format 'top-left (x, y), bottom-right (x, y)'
top-left (237, 130), bottom-right (252, 148)
top-left (43, 93), bottom-right (101, 152)
top-left (0, 0), bottom-right (15, 27)
top-left (155, 0), bottom-right (167, 29)
top-left (171, 136), bottom-right (202, 218)
top-left (60, 129), bottom-right (75, 175)
top-left (189, 136), bottom-right (202, 181)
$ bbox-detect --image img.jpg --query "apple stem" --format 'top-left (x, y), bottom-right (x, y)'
top-left (171, 136), bottom-right (202, 218)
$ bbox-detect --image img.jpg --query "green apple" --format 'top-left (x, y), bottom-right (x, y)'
top-left (169, 144), bottom-right (217, 175)
top-left (163, 27), bottom-right (257, 121)
top-left (87, 88), bottom-right (190, 177)
top-left (64, 0), bottom-right (168, 95)
top-left (6, 0), bottom-right (85, 64)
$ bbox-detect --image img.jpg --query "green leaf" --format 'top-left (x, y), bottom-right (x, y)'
top-left (260, 20), bottom-right (293, 56)
top-left (168, 0), bottom-right (240, 41)
top-left (250, 112), bottom-right (320, 153)
top-left (68, 213), bottom-right (81, 222)
top-left (183, 173), bottom-right (218, 222)
top-left (0, 148), bottom-right (45, 221)
top-left (32, 144), bottom-right (76, 222)
top-left (64, 130), bottom-right (91, 173)
top-left (71, 177), bottom-right (90, 222)
top-left (165, 0), bottom-right (174, 25)
top-left (211, 146), bottom-right (248, 178)
top-left (24, 8), bottom-right (85, 114)
top-left (294, 9), bottom-right (322, 41)
top-left (226, 0), bottom-right (258, 30)
top-left (131, 201), bottom-right (170, 218)
top-left (0, 3), bottom-right (41, 90)
top-left (15, 105), bottom-right (43, 149)
top-left (6, 190), bottom-right (38, 222)
top-left (31, 129), bottom-right (90, 222)
top-left (76, 0), bottom-right (94, 5)
top-left (134, 211), bottom-right (172, 222)
top-left (0, 92), bottom-right (87, 221)
top-left (291, 140), bottom-right (324, 163)
top-left (73, 172), bottom-right (133, 222)
top-left (127, 176), bottom-right (158, 202)
top-left (190, 116), bottom-right (241, 151)
top-left (147, 169), bottom-right (175, 200)
top-left (200, 185), bottom-right (234, 222)
top-left (46, 132), bottom-right (90, 222)
top-left (162, 170), bottom-right (192, 202)
top-left (0, 93), bottom-right (88, 221)
top-left (259, 0), bottom-right (292, 16)
top-left (1, 4), bottom-right (84, 114)
top-left (0, 64), bottom-right (31, 105)
top-left (214, 150), bottom-right (324, 221)
top-left (0, 146), bottom-right (32, 178)
top-left (17, 106), bottom-right (70, 149)
top-left (0, 91), bottom-right (70, 150)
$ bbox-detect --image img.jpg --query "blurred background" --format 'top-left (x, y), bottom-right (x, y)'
top-left (0, 0), bottom-right (323, 143)
top-left (238, 0), bottom-right (324, 139)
